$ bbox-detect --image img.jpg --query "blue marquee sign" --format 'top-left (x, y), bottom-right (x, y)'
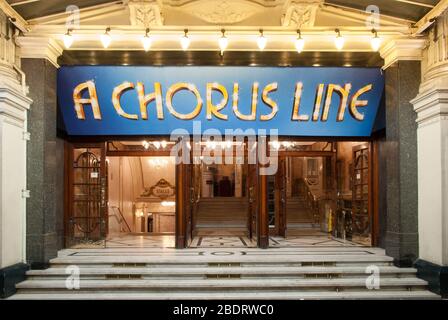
top-left (57, 66), bottom-right (384, 137)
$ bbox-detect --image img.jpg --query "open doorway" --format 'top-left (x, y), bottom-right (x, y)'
top-left (269, 141), bottom-right (374, 248)
top-left (106, 156), bottom-right (176, 248)
top-left (189, 162), bottom-right (256, 248)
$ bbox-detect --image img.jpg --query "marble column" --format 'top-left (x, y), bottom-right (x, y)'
top-left (19, 38), bottom-right (65, 268)
top-left (380, 39), bottom-right (425, 267)
top-left (0, 11), bottom-right (32, 298)
top-left (411, 10), bottom-right (448, 297)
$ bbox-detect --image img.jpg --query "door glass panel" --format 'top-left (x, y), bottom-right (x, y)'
top-left (68, 146), bottom-right (106, 248)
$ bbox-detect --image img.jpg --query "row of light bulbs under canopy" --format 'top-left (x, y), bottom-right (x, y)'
top-left (63, 28), bottom-right (382, 52)
top-left (141, 140), bottom-right (299, 151)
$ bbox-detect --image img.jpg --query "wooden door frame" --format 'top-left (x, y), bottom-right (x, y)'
top-left (351, 142), bottom-right (373, 246)
top-left (64, 141), bottom-right (107, 248)
top-left (274, 156), bottom-right (287, 237)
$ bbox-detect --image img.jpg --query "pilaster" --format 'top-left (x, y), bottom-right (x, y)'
top-left (380, 38), bottom-right (424, 267)
top-left (411, 9), bottom-right (448, 297)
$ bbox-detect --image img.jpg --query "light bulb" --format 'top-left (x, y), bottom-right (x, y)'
top-left (272, 140), bottom-right (280, 150)
top-left (371, 29), bottom-right (381, 52)
top-left (334, 29), bottom-right (344, 51)
top-left (257, 29), bottom-right (267, 50)
top-left (180, 29), bottom-right (190, 51)
top-left (142, 28), bottom-right (152, 52)
top-left (295, 30), bottom-right (305, 53)
top-left (161, 140), bottom-right (168, 148)
top-left (101, 28), bottom-right (112, 49)
top-left (218, 29), bottom-right (228, 55)
top-left (153, 141), bottom-right (161, 149)
top-left (63, 29), bottom-right (73, 49)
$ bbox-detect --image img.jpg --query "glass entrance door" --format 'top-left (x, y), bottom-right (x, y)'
top-left (66, 143), bottom-right (107, 248)
top-left (351, 144), bottom-right (371, 245)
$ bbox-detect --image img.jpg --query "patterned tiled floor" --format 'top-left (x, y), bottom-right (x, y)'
top-left (270, 235), bottom-right (361, 247)
top-left (69, 233), bottom-right (362, 249)
top-left (190, 236), bottom-right (257, 248)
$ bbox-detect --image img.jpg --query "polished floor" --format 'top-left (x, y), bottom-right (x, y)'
top-left (70, 233), bottom-right (361, 249)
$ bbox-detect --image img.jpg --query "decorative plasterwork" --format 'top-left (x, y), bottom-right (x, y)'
top-left (281, 0), bottom-right (322, 28)
top-left (16, 37), bottom-right (63, 68)
top-left (180, 0), bottom-right (265, 24)
top-left (421, 9), bottom-right (448, 85)
top-left (379, 38), bottom-right (427, 69)
top-left (128, 0), bottom-right (164, 27)
top-left (412, 88), bottom-right (448, 126)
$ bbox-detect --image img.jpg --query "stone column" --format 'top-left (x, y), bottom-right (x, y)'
top-left (380, 39), bottom-right (425, 267)
top-left (411, 11), bottom-right (448, 297)
top-left (17, 37), bottom-right (65, 268)
top-left (0, 11), bottom-right (32, 298)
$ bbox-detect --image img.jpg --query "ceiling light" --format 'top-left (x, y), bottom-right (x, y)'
top-left (257, 29), bottom-right (267, 50)
top-left (271, 140), bottom-right (280, 150)
top-left (180, 29), bottom-right (190, 51)
top-left (295, 29), bottom-right (305, 53)
top-left (63, 29), bottom-right (74, 49)
top-left (218, 29), bottom-right (228, 55)
top-left (334, 29), bottom-right (345, 51)
top-left (101, 27), bottom-right (112, 49)
top-left (161, 140), bottom-right (168, 148)
top-left (142, 28), bottom-right (152, 52)
top-left (371, 29), bottom-right (381, 52)
top-left (153, 141), bottom-right (161, 149)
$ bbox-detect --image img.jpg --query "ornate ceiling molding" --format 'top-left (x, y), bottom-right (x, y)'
top-left (281, 0), bottom-right (322, 28)
top-left (176, 0), bottom-right (266, 25)
top-left (128, 0), bottom-right (164, 27)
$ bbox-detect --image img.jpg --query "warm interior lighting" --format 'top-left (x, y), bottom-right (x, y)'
top-left (295, 30), bottom-right (305, 53)
top-left (142, 28), bottom-right (152, 52)
top-left (180, 29), bottom-right (190, 51)
top-left (63, 29), bottom-right (74, 49)
top-left (153, 141), bottom-right (161, 149)
top-left (257, 29), bottom-right (267, 50)
top-left (334, 29), bottom-right (345, 51)
top-left (271, 140), bottom-right (281, 150)
top-left (161, 201), bottom-right (176, 207)
top-left (101, 27), bottom-right (112, 49)
top-left (370, 29), bottom-right (381, 52)
top-left (218, 29), bottom-right (228, 55)
top-left (161, 140), bottom-right (168, 148)
top-left (142, 140), bottom-right (150, 150)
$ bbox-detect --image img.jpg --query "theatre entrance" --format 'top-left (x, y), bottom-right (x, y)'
top-left (268, 141), bottom-right (375, 247)
top-left (64, 140), bottom-right (377, 249)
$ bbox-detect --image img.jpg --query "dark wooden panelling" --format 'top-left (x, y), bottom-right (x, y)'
top-left (59, 50), bottom-right (384, 67)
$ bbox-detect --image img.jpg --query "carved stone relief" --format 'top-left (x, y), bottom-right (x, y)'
top-left (128, 0), bottom-right (164, 26)
top-left (281, 0), bottom-right (322, 28)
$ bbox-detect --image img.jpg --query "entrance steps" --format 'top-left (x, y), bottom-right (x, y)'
top-left (194, 197), bottom-right (248, 236)
top-left (11, 247), bottom-right (440, 300)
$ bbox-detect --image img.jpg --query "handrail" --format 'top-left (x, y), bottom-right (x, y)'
top-left (298, 178), bottom-right (320, 225)
top-left (109, 206), bottom-right (132, 233)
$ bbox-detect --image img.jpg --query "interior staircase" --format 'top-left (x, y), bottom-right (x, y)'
top-left (194, 197), bottom-right (248, 236)
top-left (10, 247), bottom-right (439, 300)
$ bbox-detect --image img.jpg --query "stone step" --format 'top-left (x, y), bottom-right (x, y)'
top-left (15, 277), bottom-right (429, 293)
top-left (26, 266), bottom-right (418, 280)
top-left (47, 255), bottom-right (393, 268)
top-left (10, 290), bottom-right (440, 300)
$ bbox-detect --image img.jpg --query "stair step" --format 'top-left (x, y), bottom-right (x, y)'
top-left (47, 255), bottom-right (395, 266)
top-left (26, 266), bottom-right (417, 278)
top-left (9, 290), bottom-right (440, 300)
top-left (16, 278), bottom-right (429, 292)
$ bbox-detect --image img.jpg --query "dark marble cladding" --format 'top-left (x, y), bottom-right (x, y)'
top-left (22, 59), bottom-right (65, 267)
top-left (415, 259), bottom-right (448, 297)
top-left (384, 61), bottom-right (420, 267)
top-left (0, 263), bottom-right (29, 298)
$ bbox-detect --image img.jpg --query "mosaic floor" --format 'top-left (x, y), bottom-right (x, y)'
top-left (69, 233), bottom-right (362, 249)
top-left (270, 235), bottom-right (361, 247)
top-left (190, 236), bottom-right (257, 248)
